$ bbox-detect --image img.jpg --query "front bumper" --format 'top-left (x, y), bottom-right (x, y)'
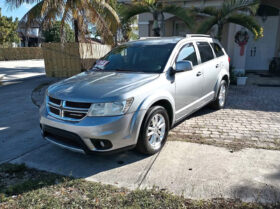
top-left (40, 105), bottom-right (145, 154)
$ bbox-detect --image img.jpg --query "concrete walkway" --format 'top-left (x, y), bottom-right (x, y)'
top-left (0, 60), bottom-right (280, 204)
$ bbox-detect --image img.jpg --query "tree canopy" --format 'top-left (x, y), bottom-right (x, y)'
top-left (43, 21), bottom-right (74, 43)
top-left (5, 0), bottom-right (120, 45)
top-left (0, 8), bottom-right (20, 47)
top-left (120, 0), bottom-right (194, 37)
top-left (195, 0), bottom-right (263, 41)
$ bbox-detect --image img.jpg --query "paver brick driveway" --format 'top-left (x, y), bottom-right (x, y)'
top-left (170, 86), bottom-right (280, 151)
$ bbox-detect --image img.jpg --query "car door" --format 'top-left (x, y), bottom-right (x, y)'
top-left (196, 41), bottom-right (218, 99)
top-left (174, 42), bottom-right (204, 121)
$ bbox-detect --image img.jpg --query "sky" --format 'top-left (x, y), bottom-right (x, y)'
top-left (0, 1), bottom-right (36, 20)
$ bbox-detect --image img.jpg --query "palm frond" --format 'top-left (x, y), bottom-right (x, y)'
top-left (196, 16), bottom-right (218, 34)
top-left (120, 3), bottom-right (150, 23)
top-left (239, 3), bottom-right (259, 15)
top-left (60, 0), bottom-right (72, 42)
top-left (61, 0), bottom-right (72, 27)
top-left (86, 2), bottom-right (115, 45)
top-left (162, 5), bottom-right (194, 29)
top-left (42, 6), bottom-right (62, 27)
top-left (92, 0), bottom-right (120, 33)
top-left (5, 0), bottom-right (41, 8)
top-left (222, 0), bottom-right (260, 16)
top-left (6, 0), bottom-right (121, 45)
top-left (193, 6), bottom-right (218, 17)
top-left (21, 1), bottom-right (43, 22)
top-left (227, 13), bottom-right (263, 39)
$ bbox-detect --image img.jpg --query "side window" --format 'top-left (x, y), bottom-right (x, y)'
top-left (197, 42), bottom-right (214, 63)
top-left (211, 43), bottom-right (224, 57)
top-left (176, 43), bottom-right (198, 66)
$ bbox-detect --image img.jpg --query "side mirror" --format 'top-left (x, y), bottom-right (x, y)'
top-left (175, 60), bottom-right (193, 73)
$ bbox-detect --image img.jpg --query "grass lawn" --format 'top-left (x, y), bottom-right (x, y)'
top-left (0, 163), bottom-right (278, 209)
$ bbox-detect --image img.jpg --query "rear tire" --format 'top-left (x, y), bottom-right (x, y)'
top-left (210, 80), bottom-right (228, 110)
top-left (136, 106), bottom-right (170, 155)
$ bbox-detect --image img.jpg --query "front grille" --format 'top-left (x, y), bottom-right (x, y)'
top-left (49, 106), bottom-right (60, 115)
top-left (47, 96), bottom-right (91, 121)
top-left (49, 97), bottom-right (61, 105)
top-left (65, 101), bottom-right (91, 109)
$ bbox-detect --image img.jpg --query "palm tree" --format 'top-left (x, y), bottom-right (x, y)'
top-left (121, 0), bottom-right (194, 37)
top-left (6, 0), bottom-right (121, 45)
top-left (195, 0), bottom-right (263, 41)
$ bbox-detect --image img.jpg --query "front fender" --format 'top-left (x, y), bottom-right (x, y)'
top-left (140, 91), bottom-right (175, 111)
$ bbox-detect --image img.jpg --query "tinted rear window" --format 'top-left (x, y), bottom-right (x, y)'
top-left (211, 43), bottom-right (224, 57)
top-left (197, 42), bottom-right (214, 63)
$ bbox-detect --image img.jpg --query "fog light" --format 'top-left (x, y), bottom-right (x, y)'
top-left (100, 141), bottom-right (105, 147)
top-left (90, 139), bottom-right (112, 150)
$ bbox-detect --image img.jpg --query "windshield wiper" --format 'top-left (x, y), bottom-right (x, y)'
top-left (114, 69), bottom-right (132, 72)
top-left (91, 66), bottom-right (103, 71)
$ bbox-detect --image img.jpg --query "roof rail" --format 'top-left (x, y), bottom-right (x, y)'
top-left (186, 34), bottom-right (211, 38)
top-left (139, 37), bottom-right (161, 40)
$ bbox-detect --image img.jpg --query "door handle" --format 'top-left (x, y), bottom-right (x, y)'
top-left (216, 64), bottom-right (219, 68)
top-left (196, 71), bottom-right (202, 77)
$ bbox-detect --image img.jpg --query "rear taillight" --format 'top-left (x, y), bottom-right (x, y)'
top-left (228, 56), bottom-right (231, 63)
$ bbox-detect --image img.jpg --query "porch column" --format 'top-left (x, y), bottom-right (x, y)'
top-left (138, 13), bottom-right (153, 37)
top-left (138, 21), bottom-right (149, 37)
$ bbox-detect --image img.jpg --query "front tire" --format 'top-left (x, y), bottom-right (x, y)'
top-left (210, 80), bottom-right (228, 110)
top-left (136, 106), bottom-right (170, 155)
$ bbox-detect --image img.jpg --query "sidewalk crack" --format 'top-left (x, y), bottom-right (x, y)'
top-left (137, 148), bottom-right (162, 189)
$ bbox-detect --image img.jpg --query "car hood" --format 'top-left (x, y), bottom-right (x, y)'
top-left (47, 71), bottom-right (159, 102)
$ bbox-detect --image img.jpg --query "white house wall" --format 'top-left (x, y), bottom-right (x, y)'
top-left (227, 16), bottom-right (280, 71)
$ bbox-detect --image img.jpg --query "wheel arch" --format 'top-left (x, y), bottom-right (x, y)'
top-left (150, 99), bottom-right (174, 127)
top-left (139, 92), bottom-right (176, 127)
top-left (221, 74), bottom-right (229, 86)
top-left (215, 70), bottom-right (230, 98)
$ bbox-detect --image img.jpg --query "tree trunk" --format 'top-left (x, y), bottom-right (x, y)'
top-left (152, 11), bottom-right (160, 37)
top-left (114, 29), bottom-right (118, 46)
top-left (74, 19), bottom-right (79, 43)
top-left (159, 12), bottom-right (165, 37)
top-left (217, 23), bottom-right (224, 41)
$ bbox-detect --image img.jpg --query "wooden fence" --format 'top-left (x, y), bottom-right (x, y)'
top-left (42, 43), bottom-right (111, 77)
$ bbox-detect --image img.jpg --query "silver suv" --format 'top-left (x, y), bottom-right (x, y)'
top-left (40, 35), bottom-right (230, 155)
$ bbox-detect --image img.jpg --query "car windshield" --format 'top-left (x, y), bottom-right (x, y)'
top-left (91, 43), bottom-right (176, 73)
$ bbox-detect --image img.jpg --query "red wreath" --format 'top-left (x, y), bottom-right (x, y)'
top-left (235, 30), bottom-right (249, 56)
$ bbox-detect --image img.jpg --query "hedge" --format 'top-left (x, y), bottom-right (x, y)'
top-left (0, 47), bottom-right (43, 61)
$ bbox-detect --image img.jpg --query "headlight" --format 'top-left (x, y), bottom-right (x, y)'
top-left (88, 98), bottom-right (134, 116)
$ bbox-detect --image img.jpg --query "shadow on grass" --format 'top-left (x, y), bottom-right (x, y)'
top-left (0, 163), bottom-right (70, 200)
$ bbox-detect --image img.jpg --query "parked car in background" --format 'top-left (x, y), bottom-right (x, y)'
top-left (40, 35), bottom-right (230, 155)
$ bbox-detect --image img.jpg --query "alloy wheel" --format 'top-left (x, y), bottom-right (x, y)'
top-left (218, 84), bottom-right (226, 107)
top-left (147, 113), bottom-right (166, 150)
